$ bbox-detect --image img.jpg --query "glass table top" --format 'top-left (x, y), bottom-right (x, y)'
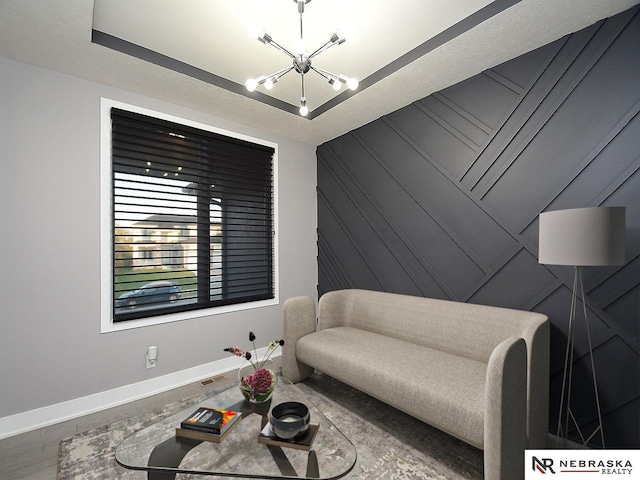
top-left (115, 376), bottom-right (357, 479)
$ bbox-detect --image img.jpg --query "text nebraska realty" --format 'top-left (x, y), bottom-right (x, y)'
top-left (533, 457), bottom-right (633, 475)
top-left (557, 459), bottom-right (632, 475)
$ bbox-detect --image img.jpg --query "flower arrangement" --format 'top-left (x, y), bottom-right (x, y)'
top-left (224, 332), bottom-right (284, 403)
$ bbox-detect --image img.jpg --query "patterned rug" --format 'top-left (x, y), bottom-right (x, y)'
top-left (57, 373), bottom-right (483, 479)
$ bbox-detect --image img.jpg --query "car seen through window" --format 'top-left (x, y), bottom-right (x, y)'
top-left (115, 281), bottom-right (183, 310)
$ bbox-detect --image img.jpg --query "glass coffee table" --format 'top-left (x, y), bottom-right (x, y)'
top-left (115, 376), bottom-right (357, 479)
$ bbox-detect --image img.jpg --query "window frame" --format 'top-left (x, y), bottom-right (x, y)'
top-left (100, 99), bottom-right (279, 333)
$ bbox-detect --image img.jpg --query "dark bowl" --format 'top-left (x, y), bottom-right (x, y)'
top-left (269, 401), bottom-right (310, 440)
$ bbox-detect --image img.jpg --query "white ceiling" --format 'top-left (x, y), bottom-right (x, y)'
top-left (1, 0), bottom-right (638, 145)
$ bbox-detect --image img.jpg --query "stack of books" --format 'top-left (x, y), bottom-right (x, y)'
top-left (176, 406), bottom-right (242, 443)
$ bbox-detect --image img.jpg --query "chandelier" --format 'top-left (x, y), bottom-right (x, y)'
top-left (245, 0), bottom-right (358, 116)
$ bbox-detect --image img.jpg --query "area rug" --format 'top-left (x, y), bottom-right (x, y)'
top-left (57, 373), bottom-right (483, 479)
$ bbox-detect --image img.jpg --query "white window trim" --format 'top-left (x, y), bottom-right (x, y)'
top-left (100, 98), bottom-right (279, 333)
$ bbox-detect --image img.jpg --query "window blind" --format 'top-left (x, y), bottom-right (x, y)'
top-left (111, 108), bottom-right (274, 322)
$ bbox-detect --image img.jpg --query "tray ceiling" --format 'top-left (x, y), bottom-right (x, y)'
top-left (1, 0), bottom-right (638, 145)
top-left (92, 0), bottom-right (500, 117)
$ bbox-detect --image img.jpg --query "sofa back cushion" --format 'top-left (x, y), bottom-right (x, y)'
top-left (318, 289), bottom-right (547, 363)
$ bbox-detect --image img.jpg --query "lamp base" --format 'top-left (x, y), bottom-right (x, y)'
top-left (555, 266), bottom-right (605, 448)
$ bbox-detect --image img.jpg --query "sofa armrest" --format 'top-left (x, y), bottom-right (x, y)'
top-left (282, 296), bottom-right (316, 383)
top-left (524, 319), bottom-right (550, 449)
top-left (484, 336), bottom-right (527, 480)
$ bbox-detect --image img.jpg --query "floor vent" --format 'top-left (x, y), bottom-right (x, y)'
top-left (200, 374), bottom-right (228, 386)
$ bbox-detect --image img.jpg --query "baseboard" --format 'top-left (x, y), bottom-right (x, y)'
top-left (0, 348), bottom-right (280, 440)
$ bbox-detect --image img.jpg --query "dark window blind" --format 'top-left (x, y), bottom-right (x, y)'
top-left (111, 108), bottom-right (274, 322)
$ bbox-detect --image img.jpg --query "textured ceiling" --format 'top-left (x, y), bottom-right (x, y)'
top-left (92, 0), bottom-right (497, 115)
top-left (1, 0), bottom-right (639, 145)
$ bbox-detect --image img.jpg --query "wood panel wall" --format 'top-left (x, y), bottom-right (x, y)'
top-left (317, 6), bottom-right (640, 448)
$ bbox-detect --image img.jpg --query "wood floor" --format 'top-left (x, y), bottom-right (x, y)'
top-left (0, 373), bottom-right (238, 480)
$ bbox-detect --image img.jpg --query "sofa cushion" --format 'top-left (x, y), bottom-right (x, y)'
top-left (296, 326), bottom-right (487, 448)
top-left (318, 289), bottom-right (548, 364)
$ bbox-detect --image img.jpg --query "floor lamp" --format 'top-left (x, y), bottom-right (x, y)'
top-left (538, 206), bottom-right (626, 448)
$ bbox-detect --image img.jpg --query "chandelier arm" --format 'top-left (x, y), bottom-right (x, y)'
top-left (308, 40), bottom-right (334, 59)
top-left (311, 66), bottom-right (338, 83)
top-left (300, 11), bottom-right (304, 39)
top-left (311, 66), bottom-right (336, 79)
top-left (301, 73), bottom-right (306, 98)
top-left (270, 66), bottom-right (295, 81)
top-left (273, 66), bottom-right (293, 79)
top-left (265, 38), bottom-right (296, 59)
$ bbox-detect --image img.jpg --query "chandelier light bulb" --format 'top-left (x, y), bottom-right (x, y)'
top-left (264, 77), bottom-right (274, 90)
top-left (337, 26), bottom-right (353, 43)
top-left (347, 77), bottom-right (359, 90)
top-left (248, 24), bottom-right (264, 40)
top-left (246, 76), bottom-right (267, 92)
top-left (295, 38), bottom-right (306, 55)
top-left (299, 97), bottom-right (309, 116)
top-left (332, 79), bottom-right (342, 91)
top-left (245, 78), bottom-right (258, 92)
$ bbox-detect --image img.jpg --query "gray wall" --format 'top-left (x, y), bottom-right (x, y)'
top-left (0, 57), bottom-right (317, 418)
top-left (317, 7), bottom-right (639, 448)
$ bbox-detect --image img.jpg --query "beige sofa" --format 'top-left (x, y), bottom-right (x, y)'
top-left (282, 289), bottom-right (549, 480)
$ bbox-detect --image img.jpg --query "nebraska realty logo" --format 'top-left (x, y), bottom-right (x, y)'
top-left (525, 450), bottom-right (639, 479)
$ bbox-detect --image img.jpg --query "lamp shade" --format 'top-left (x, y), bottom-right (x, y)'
top-left (538, 207), bottom-right (626, 266)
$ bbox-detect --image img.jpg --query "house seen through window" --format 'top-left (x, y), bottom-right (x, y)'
top-left (110, 108), bottom-right (275, 322)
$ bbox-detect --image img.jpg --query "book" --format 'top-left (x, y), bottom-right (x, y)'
top-left (175, 414), bottom-right (241, 443)
top-left (180, 407), bottom-right (241, 435)
top-left (257, 423), bottom-right (319, 451)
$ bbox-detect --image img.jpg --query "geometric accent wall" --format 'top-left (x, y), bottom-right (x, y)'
top-left (317, 6), bottom-right (640, 448)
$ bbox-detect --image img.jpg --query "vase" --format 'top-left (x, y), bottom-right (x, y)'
top-left (238, 358), bottom-right (278, 403)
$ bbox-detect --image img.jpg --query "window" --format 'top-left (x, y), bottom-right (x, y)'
top-left (104, 104), bottom-right (276, 327)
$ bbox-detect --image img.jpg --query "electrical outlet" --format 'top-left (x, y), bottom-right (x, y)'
top-left (146, 345), bottom-right (158, 369)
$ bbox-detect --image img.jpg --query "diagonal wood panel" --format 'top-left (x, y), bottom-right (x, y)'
top-left (317, 6), bottom-right (640, 448)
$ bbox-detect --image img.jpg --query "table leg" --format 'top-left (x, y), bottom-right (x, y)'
top-left (144, 399), bottom-right (311, 479)
top-left (147, 436), bottom-right (202, 480)
top-left (306, 450), bottom-right (319, 478)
